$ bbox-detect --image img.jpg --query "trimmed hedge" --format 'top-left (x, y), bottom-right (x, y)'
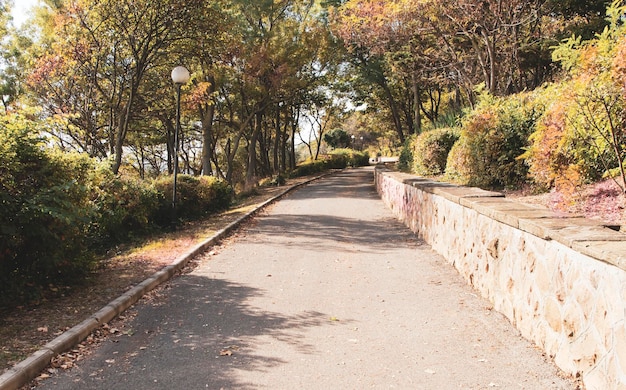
top-left (152, 174), bottom-right (233, 222)
top-left (89, 167), bottom-right (162, 245)
top-left (445, 93), bottom-right (540, 189)
top-left (397, 136), bottom-right (415, 173)
top-left (329, 148), bottom-right (370, 167)
top-left (413, 128), bottom-right (459, 176)
top-left (289, 149), bottom-right (370, 178)
top-left (0, 121), bottom-right (97, 304)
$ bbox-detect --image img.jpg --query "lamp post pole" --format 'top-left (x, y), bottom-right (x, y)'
top-left (171, 66), bottom-right (191, 221)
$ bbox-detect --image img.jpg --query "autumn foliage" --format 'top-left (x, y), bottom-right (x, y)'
top-left (522, 2), bottom-right (626, 199)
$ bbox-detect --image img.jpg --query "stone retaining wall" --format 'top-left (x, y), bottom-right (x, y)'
top-left (374, 167), bottom-right (626, 390)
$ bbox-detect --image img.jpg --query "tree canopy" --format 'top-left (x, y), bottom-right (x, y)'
top-left (0, 0), bottom-right (612, 183)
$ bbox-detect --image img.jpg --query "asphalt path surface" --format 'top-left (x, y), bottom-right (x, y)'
top-left (38, 168), bottom-right (576, 389)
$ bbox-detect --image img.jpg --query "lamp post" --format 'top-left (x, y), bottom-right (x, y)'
top-left (171, 66), bottom-right (191, 218)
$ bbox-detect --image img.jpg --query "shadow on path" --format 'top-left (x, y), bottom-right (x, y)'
top-left (39, 276), bottom-right (332, 390)
top-left (287, 169), bottom-right (378, 201)
top-left (249, 214), bottom-right (422, 254)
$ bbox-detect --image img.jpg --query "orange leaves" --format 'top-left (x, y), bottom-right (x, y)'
top-left (525, 104), bottom-right (567, 190)
top-left (188, 81), bottom-right (216, 108)
top-left (27, 54), bottom-right (68, 87)
top-left (611, 36), bottom-right (626, 89)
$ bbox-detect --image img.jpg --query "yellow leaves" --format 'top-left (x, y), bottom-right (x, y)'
top-left (525, 105), bottom-right (567, 189)
top-left (611, 36), bottom-right (626, 86)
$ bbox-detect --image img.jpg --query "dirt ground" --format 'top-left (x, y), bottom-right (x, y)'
top-left (506, 178), bottom-right (626, 226)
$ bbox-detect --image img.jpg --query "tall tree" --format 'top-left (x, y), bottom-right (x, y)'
top-left (28, 0), bottom-right (217, 173)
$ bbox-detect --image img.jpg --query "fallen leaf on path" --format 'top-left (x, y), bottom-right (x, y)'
top-left (37, 326), bottom-right (48, 333)
top-left (219, 349), bottom-right (233, 356)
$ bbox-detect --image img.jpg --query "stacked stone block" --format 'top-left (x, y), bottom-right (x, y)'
top-left (375, 167), bottom-right (626, 390)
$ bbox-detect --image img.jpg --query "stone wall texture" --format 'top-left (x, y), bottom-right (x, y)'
top-left (375, 167), bottom-right (626, 390)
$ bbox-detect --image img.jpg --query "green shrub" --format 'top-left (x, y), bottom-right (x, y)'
top-left (329, 148), bottom-right (370, 167)
top-left (519, 3), bottom-right (626, 196)
top-left (397, 135), bottom-right (415, 172)
top-left (289, 160), bottom-right (328, 177)
top-left (445, 93), bottom-right (541, 189)
top-left (289, 149), bottom-right (369, 178)
top-left (0, 117), bottom-right (97, 305)
top-left (413, 128), bottom-right (459, 176)
top-left (196, 176), bottom-right (233, 213)
top-left (0, 115), bottom-right (235, 307)
top-left (152, 174), bottom-right (233, 222)
top-left (89, 167), bottom-right (161, 245)
top-left (445, 137), bottom-right (472, 184)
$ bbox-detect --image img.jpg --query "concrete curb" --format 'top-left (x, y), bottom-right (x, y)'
top-left (0, 173), bottom-right (329, 390)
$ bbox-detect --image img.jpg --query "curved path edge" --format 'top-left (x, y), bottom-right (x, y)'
top-left (0, 172), bottom-right (332, 390)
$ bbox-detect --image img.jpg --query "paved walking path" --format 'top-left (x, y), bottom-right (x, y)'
top-left (38, 168), bottom-right (576, 389)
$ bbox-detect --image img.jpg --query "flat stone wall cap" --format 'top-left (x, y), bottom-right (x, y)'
top-left (517, 216), bottom-right (591, 240)
top-left (529, 217), bottom-right (599, 229)
top-left (416, 182), bottom-right (459, 194)
top-left (433, 186), bottom-right (504, 199)
top-left (510, 209), bottom-right (566, 219)
top-left (518, 218), bottom-right (554, 240)
top-left (402, 178), bottom-right (432, 185)
top-left (571, 241), bottom-right (626, 269)
top-left (386, 171), bottom-right (413, 179)
top-left (552, 225), bottom-right (626, 248)
top-left (460, 197), bottom-right (538, 215)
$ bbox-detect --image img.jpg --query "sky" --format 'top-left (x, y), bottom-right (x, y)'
top-left (11, 0), bottom-right (39, 27)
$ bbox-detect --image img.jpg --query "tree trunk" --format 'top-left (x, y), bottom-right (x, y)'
top-left (381, 81), bottom-right (405, 143)
top-left (482, 29), bottom-right (498, 94)
top-left (411, 73), bottom-right (422, 134)
top-left (273, 104), bottom-right (281, 174)
top-left (112, 80), bottom-right (137, 174)
top-left (258, 125), bottom-right (272, 177)
top-left (245, 111), bottom-right (263, 189)
top-left (280, 115), bottom-right (290, 173)
top-left (201, 75), bottom-right (216, 176)
top-left (112, 103), bottom-right (130, 174)
top-left (290, 105), bottom-right (299, 170)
